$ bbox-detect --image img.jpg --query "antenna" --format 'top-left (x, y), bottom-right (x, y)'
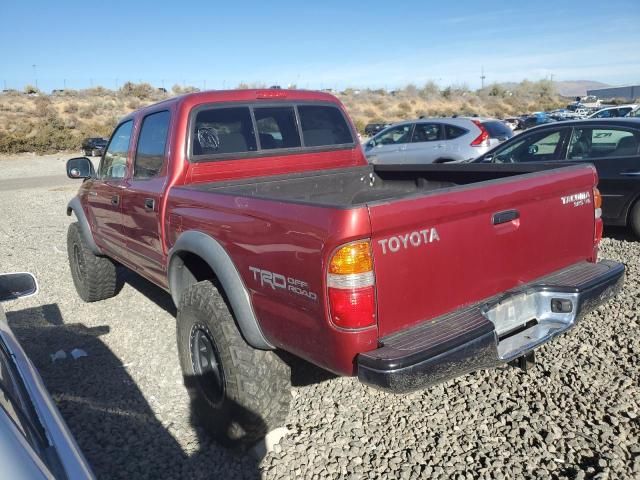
top-left (480, 66), bottom-right (486, 89)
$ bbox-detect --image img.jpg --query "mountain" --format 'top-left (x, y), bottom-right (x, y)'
top-left (553, 80), bottom-right (610, 98)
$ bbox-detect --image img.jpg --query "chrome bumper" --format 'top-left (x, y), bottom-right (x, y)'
top-left (357, 260), bottom-right (625, 393)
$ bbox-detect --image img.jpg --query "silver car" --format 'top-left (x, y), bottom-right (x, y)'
top-left (0, 273), bottom-right (93, 480)
top-left (363, 117), bottom-right (513, 164)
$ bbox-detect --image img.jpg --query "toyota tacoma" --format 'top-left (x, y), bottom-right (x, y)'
top-left (64, 89), bottom-right (624, 446)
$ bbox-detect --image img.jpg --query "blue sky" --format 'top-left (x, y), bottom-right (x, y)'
top-left (1, 0), bottom-right (639, 92)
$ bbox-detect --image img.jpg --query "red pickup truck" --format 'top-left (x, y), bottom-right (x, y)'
top-left (65, 89), bottom-right (624, 446)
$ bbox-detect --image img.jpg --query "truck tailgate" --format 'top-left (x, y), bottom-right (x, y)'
top-left (368, 165), bottom-right (598, 337)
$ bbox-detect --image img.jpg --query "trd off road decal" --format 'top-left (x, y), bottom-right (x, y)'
top-left (249, 267), bottom-right (318, 301)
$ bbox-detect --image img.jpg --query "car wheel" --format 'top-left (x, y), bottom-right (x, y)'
top-left (176, 280), bottom-right (291, 448)
top-left (67, 222), bottom-right (119, 302)
top-left (629, 200), bottom-right (640, 238)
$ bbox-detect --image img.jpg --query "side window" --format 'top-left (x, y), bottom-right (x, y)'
top-left (411, 124), bottom-right (442, 143)
top-left (444, 124), bottom-right (467, 139)
top-left (99, 120), bottom-right (133, 179)
top-left (493, 130), bottom-right (566, 163)
top-left (134, 111), bottom-right (170, 178)
top-left (373, 124), bottom-right (413, 146)
top-left (254, 107), bottom-right (301, 150)
top-left (297, 105), bottom-right (353, 147)
top-left (192, 107), bottom-right (257, 156)
top-left (568, 128), bottom-right (638, 159)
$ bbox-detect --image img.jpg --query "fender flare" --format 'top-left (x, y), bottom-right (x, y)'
top-left (168, 230), bottom-right (273, 350)
top-left (66, 197), bottom-right (102, 255)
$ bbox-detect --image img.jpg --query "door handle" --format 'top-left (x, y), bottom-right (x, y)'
top-left (493, 209), bottom-right (520, 225)
top-left (111, 195), bottom-right (119, 206)
top-left (620, 170), bottom-right (640, 176)
top-left (144, 198), bottom-right (156, 211)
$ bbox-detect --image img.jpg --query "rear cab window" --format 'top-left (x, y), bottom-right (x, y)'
top-left (190, 103), bottom-right (353, 161)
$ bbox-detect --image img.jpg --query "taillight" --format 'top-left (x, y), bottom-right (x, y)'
top-left (470, 120), bottom-right (490, 147)
top-left (593, 186), bottom-right (602, 218)
top-left (593, 187), bottom-right (603, 247)
top-left (327, 240), bottom-right (376, 329)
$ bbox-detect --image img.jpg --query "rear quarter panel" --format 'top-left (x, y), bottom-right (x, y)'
top-left (166, 188), bottom-right (377, 375)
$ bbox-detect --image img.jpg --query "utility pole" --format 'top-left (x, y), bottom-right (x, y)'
top-left (32, 64), bottom-right (38, 89)
top-left (480, 66), bottom-right (486, 89)
top-left (63, 78), bottom-right (66, 89)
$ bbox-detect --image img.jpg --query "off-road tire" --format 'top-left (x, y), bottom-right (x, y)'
top-left (67, 222), bottom-right (118, 302)
top-left (176, 280), bottom-right (291, 448)
top-left (630, 200), bottom-right (640, 239)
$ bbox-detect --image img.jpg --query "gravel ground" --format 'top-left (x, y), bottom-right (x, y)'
top-left (0, 154), bottom-right (638, 479)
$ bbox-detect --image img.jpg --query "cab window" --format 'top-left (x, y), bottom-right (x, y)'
top-left (135, 111), bottom-right (170, 178)
top-left (254, 107), bottom-right (301, 150)
top-left (192, 107), bottom-right (257, 156)
top-left (99, 120), bottom-right (133, 179)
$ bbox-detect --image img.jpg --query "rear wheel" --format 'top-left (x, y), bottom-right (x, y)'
top-left (176, 280), bottom-right (291, 448)
top-left (67, 222), bottom-right (119, 302)
top-left (629, 200), bottom-right (640, 238)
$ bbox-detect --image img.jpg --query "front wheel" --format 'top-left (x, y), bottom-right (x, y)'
top-left (67, 222), bottom-right (119, 302)
top-left (176, 280), bottom-right (291, 447)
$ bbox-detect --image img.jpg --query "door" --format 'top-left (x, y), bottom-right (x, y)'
top-left (120, 110), bottom-right (171, 284)
top-left (566, 125), bottom-right (640, 223)
top-left (403, 123), bottom-right (445, 163)
top-left (365, 124), bottom-right (414, 164)
top-left (87, 120), bottom-right (133, 254)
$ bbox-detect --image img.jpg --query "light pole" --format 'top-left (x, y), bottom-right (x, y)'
top-left (32, 64), bottom-right (38, 89)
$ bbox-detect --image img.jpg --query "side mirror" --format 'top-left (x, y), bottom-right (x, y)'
top-left (0, 273), bottom-right (38, 302)
top-left (67, 157), bottom-right (95, 179)
top-left (528, 144), bottom-right (539, 155)
top-left (483, 155), bottom-right (494, 163)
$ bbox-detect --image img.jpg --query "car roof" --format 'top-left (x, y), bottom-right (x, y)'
top-left (121, 89), bottom-right (343, 122)
top-left (387, 117), bottom-right (480, 128)
top-left (524, 118), bottom-right (640, 131)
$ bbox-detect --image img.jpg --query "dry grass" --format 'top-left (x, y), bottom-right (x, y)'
top-left (0, 80), bottom-right (565, 154)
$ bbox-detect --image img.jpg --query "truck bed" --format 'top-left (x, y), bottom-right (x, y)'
top-left (185, 163), bottom-right (573, 208)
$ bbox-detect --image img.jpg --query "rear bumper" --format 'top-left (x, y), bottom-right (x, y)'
top-left (357, 260), bottom-right (624, 393)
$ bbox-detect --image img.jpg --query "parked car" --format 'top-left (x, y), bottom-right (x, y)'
top-left (0, 273), bottom-right (93, 479)
top-left (503, 117), bottom-right (525, 131)
top-left (65, 89), bottom-right (623, 447)
top-left (81, 137), bottom-right (107, 157)
top-left (472, 118), bottom-right (640, 237)
top-left (523, 112), bottom-right (557, 129)
top-left (589, 105), bottom-right (639, 119)
top-left (364, 117), bottom-right (512, 164)
top-left (627, 106), bottom-right (640, 118)
top-left (364, 122), bottom-right (389, 137)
